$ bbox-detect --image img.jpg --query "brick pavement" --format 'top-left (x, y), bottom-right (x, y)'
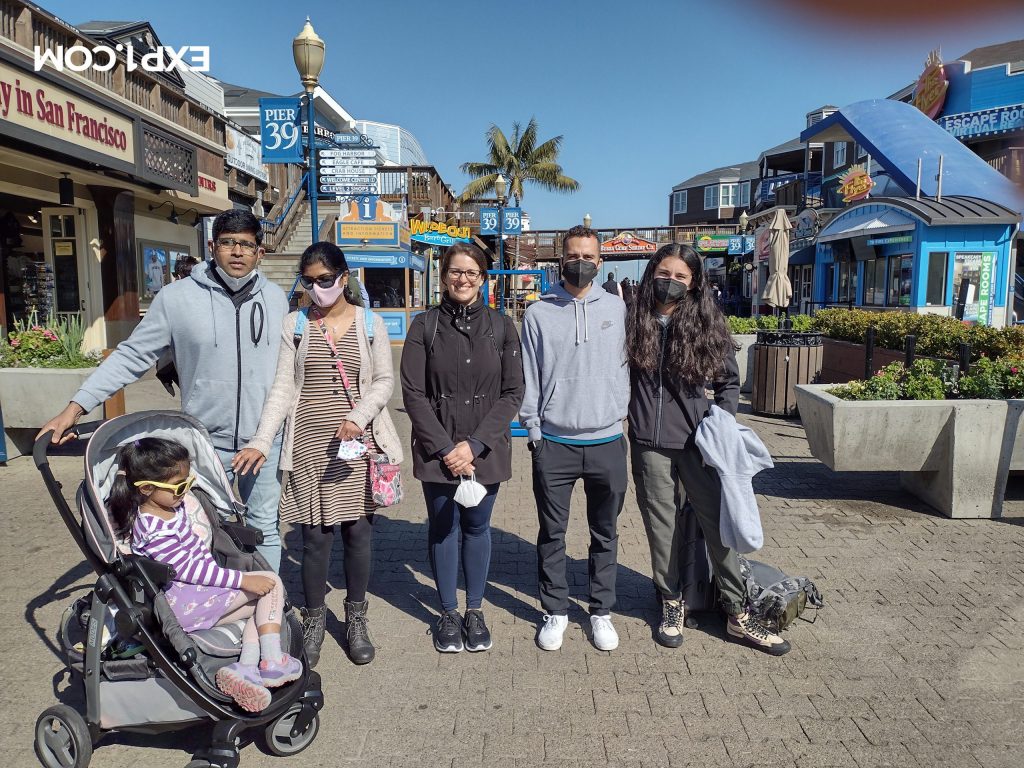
top-left (2, 363), bottom-right (1022, 768)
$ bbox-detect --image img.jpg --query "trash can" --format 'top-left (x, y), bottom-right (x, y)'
top-left (750, 330), bottom-right (823, 416)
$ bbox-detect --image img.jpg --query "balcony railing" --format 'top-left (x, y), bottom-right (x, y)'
top-left (984, 147), bottom-right (1024, 184)
top-left (0, 0), bottom-right (225, 146)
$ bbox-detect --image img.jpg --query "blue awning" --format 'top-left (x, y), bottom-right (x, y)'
top-left (789, 244), bottom-right (816, 265)
top-left (801, 100), bottom-right (1024, 212)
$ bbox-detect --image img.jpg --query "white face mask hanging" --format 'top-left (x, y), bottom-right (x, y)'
top-left (453, 474), bottom-right (487, 508)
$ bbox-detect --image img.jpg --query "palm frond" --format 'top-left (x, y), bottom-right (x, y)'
top-left (517, 117), bottom-right (539, 158)
top-left (529, 135), bottom-right (563, 164)
top-left (458, 174), bottom-right (500, 203)
top-left (460, 162), bottom-right (499, 178)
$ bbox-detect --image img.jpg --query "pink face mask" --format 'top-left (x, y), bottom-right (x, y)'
top-left (309, 275), bottom-right (345, 308)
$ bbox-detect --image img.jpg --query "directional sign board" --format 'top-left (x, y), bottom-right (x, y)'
top-left (320, 174), bottom-right (380, 184)
top-left (259, 98), bottom-right (302, 163)
top-left (319, 149), bottom-right (376, 159)
top-left (320, 184), bottom-right (378, 195)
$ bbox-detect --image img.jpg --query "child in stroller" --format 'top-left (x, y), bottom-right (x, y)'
top-left (33, 411), bottom-right (323, 768)
top-left (110, 437), bottom-right (302, 713)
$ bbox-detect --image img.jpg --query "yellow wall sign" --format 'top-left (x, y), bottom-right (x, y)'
top-left (838, 164), bottom-right (874, 203)
top-left (409, 219), bottom-right (471, 241)
top-left (339, 222), bottom-right (397, 240)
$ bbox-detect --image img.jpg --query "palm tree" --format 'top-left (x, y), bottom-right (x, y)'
top-left (458, 118), bottom-right (579, 205)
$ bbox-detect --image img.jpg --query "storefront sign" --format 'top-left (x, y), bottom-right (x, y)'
top-left (792, 209), bottom-right (820, 241)
top-left (337, 198), bottom-right (410, 249)
top-left (259, 97), bottom-right (302, 163)
top-left (601, 231), bottom-right (658, 254)
top-left (913, 49), bottom-right (948, 120)
top-left (694, 234), bottom-right (730, 253)
top-left (225, 126), bottom-right (269, 183)
top-left (837, 165), bottom-right (874, 203)
top-left (409, 218), bottom-right (471, 246)
top-left (938, 103), bottom-right (1024, 140)
top-left (977, 251), bottom-right (994, 326)
top-left (0, 61), bottom-right (134, 165)
top-left (954, 251), bottom-right (996, 325)
top-left (865, 235), bottom-right (913, 246)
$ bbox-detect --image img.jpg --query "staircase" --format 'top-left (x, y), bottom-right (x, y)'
top-left (261, 200), bottom-right (343, 298)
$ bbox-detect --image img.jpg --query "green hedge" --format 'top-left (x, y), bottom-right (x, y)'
top-left (726, 314), bottom-right (814, 335)
top-left (808, 309), bottom-right (1024, 361)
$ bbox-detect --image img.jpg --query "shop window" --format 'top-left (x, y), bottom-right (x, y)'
top-left (926, 252), bottom-right (948, 306)
top-left (863, 257), bottom-right (887, 305)
top-left (838, 260), bottom-right (858, 304)
top-left (672, 190), bottom-right (687, 214)
top-left (704, 185), bottom-right (718, 210)
top-left (138, 240), bottom-right (191, 308)
top-left (366, 268), bottom-right (406, 308)
top-left (740, 181), bottom-right (750, 208)
top-left (825, 264), bottom-right (836, 303)
top-left (833, 142), bottom-right (847, 168)
top-left (720, 183), bottom-right (738, 208)
top-left (888, 255), bottom-right (912, 306)
top-left (857, 143), bottom-right (868, 160)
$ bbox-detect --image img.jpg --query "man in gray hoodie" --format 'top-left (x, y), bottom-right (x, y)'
top-left (520, 224), bottom-right (629, 652)
top-left (38, 210), bottom-right (289, 570)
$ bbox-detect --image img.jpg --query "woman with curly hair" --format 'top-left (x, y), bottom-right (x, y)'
top-left (626, 244), bottom-right (789, 656)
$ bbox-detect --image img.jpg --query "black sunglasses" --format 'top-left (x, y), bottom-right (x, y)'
top-left (298, 273), bottom-right (340, 290)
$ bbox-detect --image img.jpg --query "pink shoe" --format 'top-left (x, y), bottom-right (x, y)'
top-left (215, 662), bottom-right (271, 712)
top-left (259, 654), bottom-right (303, 688)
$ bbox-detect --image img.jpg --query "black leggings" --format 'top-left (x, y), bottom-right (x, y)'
top-left (301, 515), bottom-right (373, 607)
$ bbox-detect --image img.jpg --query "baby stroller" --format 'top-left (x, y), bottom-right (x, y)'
top-left (33, 411), bottom-right (323, 768)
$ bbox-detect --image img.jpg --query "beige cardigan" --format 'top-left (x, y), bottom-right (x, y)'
top-left (248, 308), bottom-right (403, 472)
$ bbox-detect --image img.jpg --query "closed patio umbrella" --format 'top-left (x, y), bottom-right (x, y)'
top-left (761, 208), bottom-right (793, 310)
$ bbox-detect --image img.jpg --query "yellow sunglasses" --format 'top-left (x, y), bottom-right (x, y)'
top-left (133, 473), bottom-right (197, 497)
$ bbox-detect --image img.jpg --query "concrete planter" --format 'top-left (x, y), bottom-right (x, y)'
top-left (0, 367), bottom-right (99, 458)
top-left (734, 334), bottom-right (757, 393)
top-left (795, 383), bottom-right (1024, 519)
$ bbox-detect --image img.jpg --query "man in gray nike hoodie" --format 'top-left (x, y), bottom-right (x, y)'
top-left (520, 225), bottom-right (629, 652)
top-left (38, 210), bottom-right (288, 570)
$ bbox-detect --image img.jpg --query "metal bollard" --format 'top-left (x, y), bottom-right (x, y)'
top-left (958, 342), bottom-right (971, 375)
top-left (865, 326), bottom-right (876, 379)
top-left (904, 335), bottom-right (917, 368)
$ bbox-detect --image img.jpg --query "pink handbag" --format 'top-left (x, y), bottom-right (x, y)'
top-left (314, 311), bottom-right (403, 507)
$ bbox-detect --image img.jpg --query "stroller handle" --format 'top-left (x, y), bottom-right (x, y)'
top-left (33, 421), bottom-right (103, 469)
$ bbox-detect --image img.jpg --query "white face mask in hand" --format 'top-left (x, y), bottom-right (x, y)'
top-left (453, 474), bottom-right (487, 508)
top-left (337, 439), bottom-right (367, 460)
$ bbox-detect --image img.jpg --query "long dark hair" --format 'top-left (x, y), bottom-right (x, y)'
top-left (626, 243), bottom-right (734, 387)
top-left (108, 437), bottom-right (191, 536)
top-left (300, 241), bottom-right (349, 274)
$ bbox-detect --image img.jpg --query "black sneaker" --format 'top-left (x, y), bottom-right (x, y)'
top-left (463, 609), bottom-right (492, 652)
top-left (433, 610), bottom-right (464, 653)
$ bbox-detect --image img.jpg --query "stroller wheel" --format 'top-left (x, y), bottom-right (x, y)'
top-left (263, 703), bottom-right (320, 757)
top-left (34, 705), bottom-right (93, 768)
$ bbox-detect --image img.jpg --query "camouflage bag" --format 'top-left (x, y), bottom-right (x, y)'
top-left (738, 557), bottom-right (824, 633)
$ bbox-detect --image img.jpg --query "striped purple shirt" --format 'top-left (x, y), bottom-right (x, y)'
top-left (131, 496), bottom-right (243, 590)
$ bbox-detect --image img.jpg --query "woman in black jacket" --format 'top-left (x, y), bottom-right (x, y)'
top-left (627, 244), bottom-right (790, 656)
top-left (400, 243), bottom-right (525, 653)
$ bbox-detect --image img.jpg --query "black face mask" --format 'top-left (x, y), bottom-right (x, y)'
top-left (653, 277), bottom-right (688, 305)
top-left (562, 259), bottom-right (598, 288)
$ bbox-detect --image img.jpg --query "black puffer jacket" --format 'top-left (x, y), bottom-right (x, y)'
top-left (628, 321), bottom-right (739, 449)
top-left (400, 296), bottom-right (525, 484)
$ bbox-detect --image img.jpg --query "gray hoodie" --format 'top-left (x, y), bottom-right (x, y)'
top-left (73, 260), bottom-right (288, 451)
top-left (519, 281), bottom-right (628, 443)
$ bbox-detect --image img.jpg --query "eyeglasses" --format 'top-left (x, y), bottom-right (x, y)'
top-left (298, 273), bottom-right (340, 290)
top-left (215, 237), bottom-right (259, 254)
top-left (446, 268), bottom-right (483, 281)
top-left (134, 473), bottom-right (197, 497)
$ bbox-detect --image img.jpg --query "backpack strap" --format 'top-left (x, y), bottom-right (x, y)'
top-left (293, 306), bottom-right (309, 349)
top-left (426, 306), bottom-right (441, 353)
top-left (487, 308), bottom-right (506, 357)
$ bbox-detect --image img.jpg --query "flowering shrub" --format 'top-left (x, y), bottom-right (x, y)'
top-left (828, 357), bottom-right (1024, 401)
top-left (0, 312), bottom-right (99, 369)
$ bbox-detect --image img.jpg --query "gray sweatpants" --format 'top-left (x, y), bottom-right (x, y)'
top-left (630, 440), bottom-right (746, 615)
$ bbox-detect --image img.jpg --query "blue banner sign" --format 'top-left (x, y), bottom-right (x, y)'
top-left (480, 208), bottom-right (499, 235)
top-left (938, 103), bottom-right (1024, 139)
top-left (259, 98), bottom-right (302, 164)
top-left (503, 208), bottom-right (523, 235)
top-left (727, 235), bottom-right (756, 255)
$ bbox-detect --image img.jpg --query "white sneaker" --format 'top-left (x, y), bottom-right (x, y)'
top-left (537, 614), bottom-right (569, 651)
top-left (590, 614), bottom-right (619, 651)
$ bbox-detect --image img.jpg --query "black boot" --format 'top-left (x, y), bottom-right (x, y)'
top-left (300, 605), bottom-right (328, 669)
top-left (344, 599), bottom-right (375, 665)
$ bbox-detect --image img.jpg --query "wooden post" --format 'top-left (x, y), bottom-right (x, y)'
top-left (102, 349), bottom-right (126, 420)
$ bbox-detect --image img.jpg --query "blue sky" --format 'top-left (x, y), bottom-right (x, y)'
top-left (42, 0), bottom-right (1024, 230)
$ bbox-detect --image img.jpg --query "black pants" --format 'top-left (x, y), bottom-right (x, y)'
top-left (532, 436), bottom-right (628, 616)
top-left (301, 515), bottom-right (374, 608)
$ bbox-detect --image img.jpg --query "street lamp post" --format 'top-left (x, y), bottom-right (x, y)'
top-left (494, 173), bottom-right (507, 313)
top-left (293, 18), bottom-right (325, 244)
